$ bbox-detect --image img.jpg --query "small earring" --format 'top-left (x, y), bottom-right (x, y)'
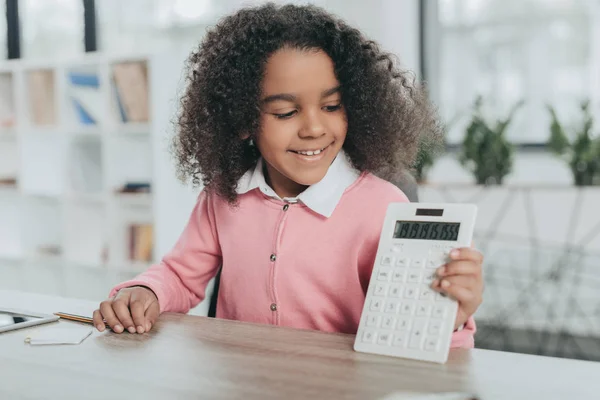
top-left (248, 138), bottom-right (254, 147)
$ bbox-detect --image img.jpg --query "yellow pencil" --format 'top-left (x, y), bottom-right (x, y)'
top-left (54, 312), bottom-right (109, 327)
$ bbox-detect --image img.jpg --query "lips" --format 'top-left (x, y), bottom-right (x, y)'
top-left (289, 143), bottom-right (331, 156)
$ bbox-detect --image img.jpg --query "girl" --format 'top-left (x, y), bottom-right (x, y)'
top-left (93, 3), bottom-right (483, 348)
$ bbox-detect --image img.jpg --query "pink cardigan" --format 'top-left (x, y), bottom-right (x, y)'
top-left (111, 173), bottom-right (475, 348)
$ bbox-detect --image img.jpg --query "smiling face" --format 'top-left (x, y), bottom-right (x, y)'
top-left (255, 47), bottom-right (348, 198)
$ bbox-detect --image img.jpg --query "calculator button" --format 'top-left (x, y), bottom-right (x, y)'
top-left (389, 284), bottom-right (402, 298)
top-left (428, 320), bottom-right (442, 335)
top-left (404, 287), bottom-right (419, 299)
top-left (412, 259), bottom-right (424, 269)
top-left (423, 269), bottom-right (436, 285)
top-left (382, 315), bottom-right (396, 330)
top-left (362, 330), bottom-right (376, 343)
top-left (433, 304), bottom-right (447, 319)
top-left (385, 299), bottom-right (400, 314)
top-left (396, 317), bottom-right (411, 331)
top-left (381, 255), bottom-right (395, 266)
top-left (425, 337), bottom-right (440, 352)
top-left (407, 269), bottom-right (423, 283)
top-left (378, 332), bottom-right (393, 346)
top-left (409, 330), bottom-right (424, 349)
top-left (370, 299), bottom-right (384, 312)
top-left (409, 319), bottom-right (427, 349)
top-left (419, 288), bottom-right (434, 301)
top-left (392, 244), bottom-right (403, 253)
top-left (443, 247), bottom-right (453, 256)
top-left (392, 268), bottom-right (406, 282)
top-left (393, 333), bottom-right (408, 348)
top-left (435, 292), bottom-right (447, 302)
top-left (396, 257), bottom-right (410, 268)
top-left (416, 303), bottom-right (432, 317)
top-left (377, 268), bottom-right (392, 281)
top-left (400, 302), bottom-right (414, 315)
top-left (428, 259), bottom-right (442, 268)
top-left (374, 283), bottom-right (388, 296)
top-left (366, 314), bottom-right (381, 327)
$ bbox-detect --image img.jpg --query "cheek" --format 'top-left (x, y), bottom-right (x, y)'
top-left (257, 116), bottom-right (295, 154)
top-left (330, 112), bottom-right (348, 140)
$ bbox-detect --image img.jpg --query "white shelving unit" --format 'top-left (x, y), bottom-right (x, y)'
top-left (0, 53), bottom-right (156, 274)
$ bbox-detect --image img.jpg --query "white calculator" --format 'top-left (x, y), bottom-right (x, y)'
top-left (354, 203), bottom-right (477, 363)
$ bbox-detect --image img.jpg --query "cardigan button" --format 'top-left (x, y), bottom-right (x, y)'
top-left (283, 204), bottom-right (289, 211)
top-left (270, 303), bottom-right (278, 312)
top-left (270, 254), bottom-right (276, 262)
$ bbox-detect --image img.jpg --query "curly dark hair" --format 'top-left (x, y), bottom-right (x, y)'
top-left (174, 2), bottom-right (442, 203)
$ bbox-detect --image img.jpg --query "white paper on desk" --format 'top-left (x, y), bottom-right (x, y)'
top-left (24, 325), bottom-right (93, 345)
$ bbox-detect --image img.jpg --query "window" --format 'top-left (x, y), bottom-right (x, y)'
top-left (428, 0), bottom-right (599, 145)
top-left (20, 0), bottom-right (84, 59)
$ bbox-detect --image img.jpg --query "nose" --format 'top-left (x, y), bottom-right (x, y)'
top-left (298, 108), bottom-right (326, 139)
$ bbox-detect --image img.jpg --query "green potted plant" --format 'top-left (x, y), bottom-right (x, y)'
top-left (547, 100), bottom-right (600, 186)
top-left (459, 96), bottom-right (523, 185)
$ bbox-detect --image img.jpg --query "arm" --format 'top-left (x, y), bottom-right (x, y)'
top-left (109, 190), bottom-right (222, 314)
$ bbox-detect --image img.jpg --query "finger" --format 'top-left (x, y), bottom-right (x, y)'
top-left (92, 309), bottom-right (105, 332)
top-left (100, 301), bottom-right (124, 333)
top-left (112, 299), bottom-right (137, 334)
top-left (129, 299), bottom-right (146, 334)
top-left (437, 260), bottom-right (481, 277)
top-left (449, 247), bottom-right (483, 264)
top-left (431, 275), bottom-right (477, 293)
top-left (144, 301), bottom-right (160, 332)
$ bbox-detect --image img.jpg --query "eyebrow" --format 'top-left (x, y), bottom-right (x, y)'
top-left (261, 85), bottom-right (341, 104)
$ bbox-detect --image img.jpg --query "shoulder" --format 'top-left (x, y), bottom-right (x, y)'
top-left (347, 172), bottom-right (410, 204)
top-left (334, 172), bottom-right (410, 229)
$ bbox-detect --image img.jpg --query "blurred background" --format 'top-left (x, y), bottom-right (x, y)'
top-left (0, 0), bottom-right (599, 361)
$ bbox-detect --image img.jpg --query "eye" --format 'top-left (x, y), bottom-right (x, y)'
top-left (273, 110), bottom-right (297, 119)
top-left (323, 104), bottom-right (342, 112)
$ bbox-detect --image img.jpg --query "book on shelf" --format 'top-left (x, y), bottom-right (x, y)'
top-left (28, 70), bottom-right (56, 126)
top-left (112, 62), bottom-right (150, 123)
top-left (68, 71), bottom-right (101, 125)
top-left (117, 182), bottom-right (151, 194)
top-left (0, 73), bottom-right (15, 128)
top-left (0, 177), bottom-right (17, 187)
top-left (128, 223), bottom-right (153, 262)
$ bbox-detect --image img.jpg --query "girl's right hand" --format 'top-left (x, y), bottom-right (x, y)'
top-left (92, 286), bottom-right (160, 334)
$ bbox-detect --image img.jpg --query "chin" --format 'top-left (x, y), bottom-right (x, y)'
top-left (289, 169), bottom-right (329, 186)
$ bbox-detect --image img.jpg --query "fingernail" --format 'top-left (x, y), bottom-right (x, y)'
top-left (96, 324), bottom-right (104, 331)
top-left (128, 326), bottom-right (136, 333)
top-left (436, 266), bottom-right (446, 276)
top-left (137, 326), bottom-right (144, 334)
top-left (441, 280), bottom-right (450, 288)
top-left (146, 322), bottom-right (151, 331)
top-left (431, 279), bottom-right (440, 288)
top-left (450, 249), bottom-right (460, 258)
top-left (115, 324), bottom-right (123, 332)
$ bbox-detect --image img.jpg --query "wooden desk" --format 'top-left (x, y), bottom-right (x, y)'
top-left (1, 290), bottom-right (599, 400)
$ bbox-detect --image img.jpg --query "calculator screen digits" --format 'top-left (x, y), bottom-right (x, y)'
top-left (393, 221), bottom-right (460, 241)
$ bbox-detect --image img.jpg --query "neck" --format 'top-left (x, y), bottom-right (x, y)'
top-left (263, 162), bottom-right (307, 199)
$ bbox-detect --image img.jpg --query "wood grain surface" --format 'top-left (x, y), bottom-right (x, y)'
top-left (1, 290), bottom-right (599, 400)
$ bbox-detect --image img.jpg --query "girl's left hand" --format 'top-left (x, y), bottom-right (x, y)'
top-left (431, 247), bottom-right (484, 331)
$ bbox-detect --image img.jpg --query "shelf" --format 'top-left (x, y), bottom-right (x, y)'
top-left (0, 129), bottom-right (16, 140)
top-left (113, 192), bottom-right (152, 208)
top-left (66, 192), bottom-right (106, 204)
top-left (67, 125), bottom-right (103, 138)
top-left (113, 122), bottom-right (150, 137)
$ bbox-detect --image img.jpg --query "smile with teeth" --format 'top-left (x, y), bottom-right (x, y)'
top-left (292, 145), bottom-right (329, 156)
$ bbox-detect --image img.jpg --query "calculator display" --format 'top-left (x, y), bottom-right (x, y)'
top-left (393, 221), bottom-right (460, 241)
